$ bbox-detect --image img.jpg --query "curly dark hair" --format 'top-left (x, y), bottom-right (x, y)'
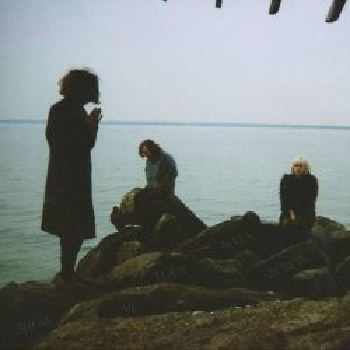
top-left (59, 68), bottom-right (99, 104)
top-left (139, 139), bottom-right (161, 158)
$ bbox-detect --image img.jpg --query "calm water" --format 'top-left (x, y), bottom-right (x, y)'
top-left (0, 121), bottom-right (349, 287)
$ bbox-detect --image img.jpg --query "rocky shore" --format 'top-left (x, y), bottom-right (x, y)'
top-left (1, 188), bottom-right (349, 350)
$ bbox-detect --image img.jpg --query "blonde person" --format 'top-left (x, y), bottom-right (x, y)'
top-left (279, 156), bottom-right (318, 230)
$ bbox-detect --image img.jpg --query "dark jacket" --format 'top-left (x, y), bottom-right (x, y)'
top-left (145, 150), bottom-right (178, 194)
top-left (279, 173), bottom-right (318, 229)
top-left (41, 98), bottom-right (98, 239)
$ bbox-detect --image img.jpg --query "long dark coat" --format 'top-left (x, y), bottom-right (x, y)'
top-left (279, 174), bottom-right (318, 229)
top-left (41, 98), bottom-right (98, 240)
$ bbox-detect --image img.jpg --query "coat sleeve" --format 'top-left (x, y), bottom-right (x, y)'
top-left (45, 104), bottom-right (98, 189)
top-left (308, 175), bottom-right (319, 204)
top-left (45, 104), bottom-right (97, 154)
top-left (157, 154), bottom-right (178, 192)
top-left (280, 175), bottom-right (291, 212)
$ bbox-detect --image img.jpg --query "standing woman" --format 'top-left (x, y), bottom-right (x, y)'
top-left (42, 68), bottom-right (102, 283)
top-left (279, 156), bottom-right (318, 230)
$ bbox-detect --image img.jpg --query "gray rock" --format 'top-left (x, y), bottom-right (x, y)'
top-left (59, 283), bottom-right (282, 322)
top-left (335, 256), bottom-right (350, 294)
top-left (292, 267), bottom-right (337, 298)
top-left (249, 240), bottom-right (330, 292)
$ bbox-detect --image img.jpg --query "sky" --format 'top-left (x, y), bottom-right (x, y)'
top-left (0, 0), bottom-right (349, 125)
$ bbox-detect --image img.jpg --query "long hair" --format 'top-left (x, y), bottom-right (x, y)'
top-left (291, 156), bottom-right (311, 175)
top-left (59, 68), bottom-right (99, 104)
top-left (139, 139), bottom-right (161, 158)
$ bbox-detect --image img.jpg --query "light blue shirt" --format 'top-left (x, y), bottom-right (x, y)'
top-left (145, 150), bottom-right (178, 194)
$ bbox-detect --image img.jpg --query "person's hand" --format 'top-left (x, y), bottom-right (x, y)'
top-left (290, 210), bottom-right (296, 221)
top-left (89, 107), bottom-right (103, 124)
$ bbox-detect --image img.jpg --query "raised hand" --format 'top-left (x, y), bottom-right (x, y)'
top-left (89, 107), bottom-right (103, 124)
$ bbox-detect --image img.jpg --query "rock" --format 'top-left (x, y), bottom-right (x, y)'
top-left (119, 187), bottom-right (143, 213)
top-left (335, 256), bottom-right (350, 294)
top-left (76, 227), bottom-right (146, 279)
top-left (32, 292), bottom-right (350, 350)
top-left (292, 267), bottom-right (337, 298)
top-left (249, 240), bottom-right (330, 292)
top-left (59, 283), bottom-right (282, 322)
top-left (107, 252), bottom-right (193, 289)
top-left (324, 230), bottom-right (350, 266)
top-left (314, 216), bottom-right (346, 232)
top-left (232, 250), bottom-right (261, 269)
top-left (112, 188), bottom-right (206, 233)
top-left (2, 186), bottom-right (350, 350)
top-left (192, 258), bottom-right (245, 288)
top-left (152, 213), bottom-right (183, 250)
top-left (0, 281), bottom-right (95, 350)
top-left (177, 219), bottom-right (261, 258)
top-left (178, 219), bottom-right (309, 261)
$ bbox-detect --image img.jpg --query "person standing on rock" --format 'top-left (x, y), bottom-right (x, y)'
top-left (279, 156), bottom-right (318, 230)
top-left (139, 139), bottom-right (178, 195)
top-left (41, 68), bottom-right (103, 284)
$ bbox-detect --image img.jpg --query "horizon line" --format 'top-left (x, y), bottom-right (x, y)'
top-left (0, 119), bottom-right (349, 130)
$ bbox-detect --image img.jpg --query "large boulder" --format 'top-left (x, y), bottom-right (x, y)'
top-left (32, 292), bottom-right (350, 350)
top-left (248, 240), bottom-right (330, 293)
top-left (335, 256), bottom-right (350, 294)
top-left (107, 252), bottom-right (194, 289)
top-left (59, 283), bottom-right (282, 322)
top-left (76, 227), bottom-right (146, 279)
top-left (178, 216), bottom-right (310, 260)
top-left (111, 188), bottom-right (207, 244)
top-left (292, 267), bottom-right (337, 298)
top-left (2, 184), bottom-right (349, 350)
top-left (0, 281), bottom-right (95, 350)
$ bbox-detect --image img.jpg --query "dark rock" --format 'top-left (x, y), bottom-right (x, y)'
top-left (249, 240), bottom-right (330, 292)
top-left (2, 184), bottom-right (350, 350)
top-left (111, 188), bottom-right (206, 244)
top-left (32, 292), bottom-right (350, 350)
top-left (292, 267), bottom-right (337, 298)
top-left (76, 227), bottom-right (146, 279)
top-left (232, 250), bottom-right (261, 269)
top-left (192, 258), bottom-right (246, 287)
top-left (178, 218), bottom-right (310, 261)
top-left (0, 281), bottom-right (94, 350)
top-left (177, 219), bottom-right (260, 258)
top-left (335, 256), bottom-right (350, 294)
top-left (107, 252), bottom-right (194, 289)
top-left (313, 216), bottom-right (346, 233)
top-left (59, 283), bottom-right (282, 322)
top-left (152, 213), bottom-right (183, 250)
top-left (324, 230), bottom-right (350, 266)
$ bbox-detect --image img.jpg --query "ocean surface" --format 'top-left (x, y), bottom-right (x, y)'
top-left (0, 121), bottom-right (349, 287)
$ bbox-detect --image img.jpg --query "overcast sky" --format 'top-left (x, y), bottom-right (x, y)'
top-left (1, 0), bottom-right (349, 125)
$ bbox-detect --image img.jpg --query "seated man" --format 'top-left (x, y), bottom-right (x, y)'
top-left (139, 139), bottom-right (178, 195)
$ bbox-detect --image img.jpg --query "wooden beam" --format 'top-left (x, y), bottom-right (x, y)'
top-left (326, 0), bottom-right (347, 22)
top-left (269, 0), bottom-right (282, 15)
top-left (216, 0), bottom-right (223, 9)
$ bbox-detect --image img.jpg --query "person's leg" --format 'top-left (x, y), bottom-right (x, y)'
top-left (60, 235), bottom-right (83, 280)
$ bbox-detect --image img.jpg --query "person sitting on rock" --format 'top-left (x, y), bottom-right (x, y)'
top-left (111, 141), bottom-right (178, 233)
top-left (139, 139), bottom-right (178, 195)
top-left (279, 156), bottom-right (318, 230)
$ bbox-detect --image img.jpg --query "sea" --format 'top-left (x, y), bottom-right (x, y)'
top-left (0, 120), bottom-right (349, 287)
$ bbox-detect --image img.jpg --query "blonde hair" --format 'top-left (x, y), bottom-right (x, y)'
top-left (291, 156), bottom-right (311, 175)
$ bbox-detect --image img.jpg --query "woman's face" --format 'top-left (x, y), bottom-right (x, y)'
top-left (293, 162), bottom-right (307, 176)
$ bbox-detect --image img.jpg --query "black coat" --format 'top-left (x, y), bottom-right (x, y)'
top-left (279, 173), bottom-right (318, 229)
top-left (41, 98), bottom-right (98, 239)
